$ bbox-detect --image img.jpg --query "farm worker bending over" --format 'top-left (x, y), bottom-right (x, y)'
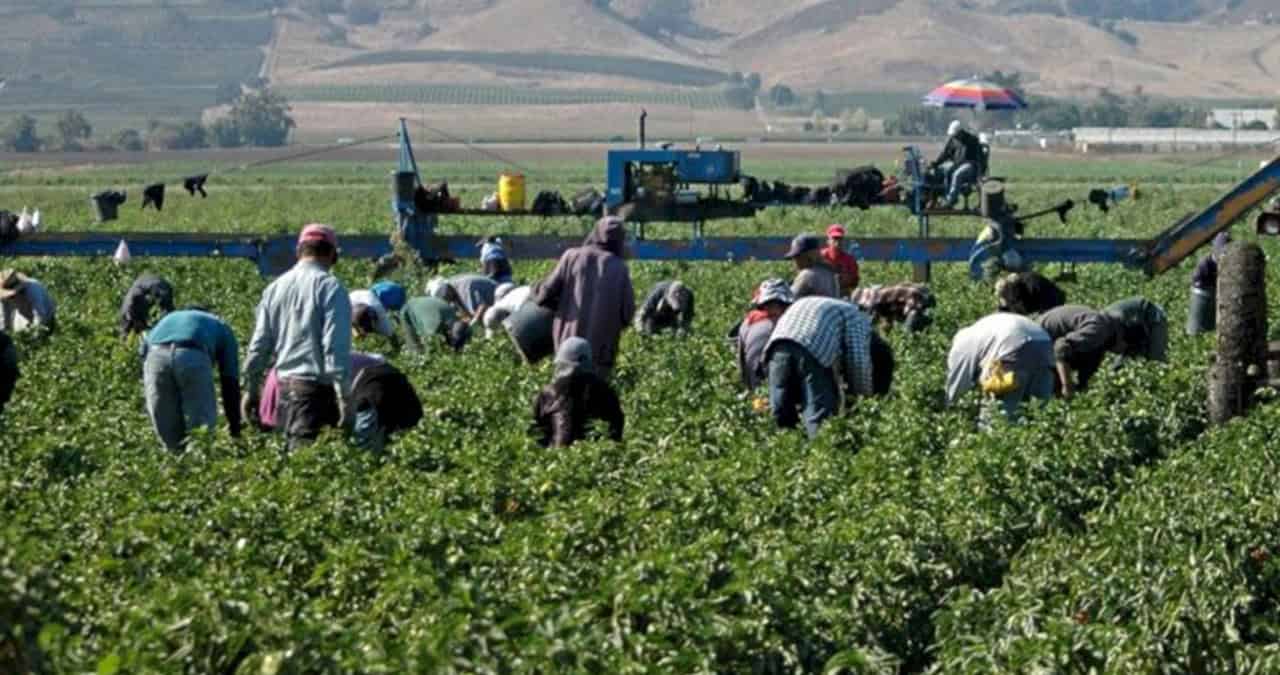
top-left (119, 273), bottom-right (175, 337)
top-left (932, 120), bottom-right (984, 208)
top-left (428, 273), bottom-right (498, 325)
top-left (995, 271), bottom-right (1067, 316)
top-left (482, 283), bottom-right (531, 339)
top-left (349, 359), bottom-right (424, 452)
top-left (765, 296), bottom-right (875, 438)
top-left (946, 312), bottom-right (1055, 424)
top-left (257, 352), bottom-right (385, 431)
top-left (1037, 305), bottom-right (1125, 398)
top-left (369, 280), bottom-right (407, 313)
top-left (851, 283), bottom-right (936, 332)
top-left (480, 236), bottom-right (514, 284)
top-left (785, 234), bottom-right (840, 300)
top-left (349, 288), bottom-right (402, 350)
top-left (1187, 232), bottom-right (1230, 336)
top-left (401, 296), bottom-right (472, 352)
top-left (0, 269), bottom-right (56, 333)
top-left (243, 224), bottom-right (353, 450)
top-left (0, 330), bottom-right (18, 418)
top-left (821, 224), bottom-right (860, 296)
top-left (734, 279), bottom-right (794, 392)
top-left (140, 308), bottom-right (241, 451)
top-left (636, 280), bottom-right (695, 336)
top-left (532, 337), bottom-right (624, 448)
top-left (532, 215), bottom-right (635, 379)
top-left (1103, 296), bottom-right (1168, 364)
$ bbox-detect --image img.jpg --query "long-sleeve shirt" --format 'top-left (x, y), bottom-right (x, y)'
top-left (401, 296), bottom-right (456, 351)
top-left (766, 297), bottom-right (873, 396)
top-left (1038, 305), bottom-right (1120, 389)
top-left (448, 274), bottom-right (498, 316)
top-left (2, 279), bottom-right (56, 333)
top-left (531, 229), bottom-right (635, 371)
top-left (791, 263), bottom-right (840, 300)
top-left (244, 259), bottom-right (352, 398)
top-left (947, 312), bottom-right (1054, 405)
top-left (736, 316), bottom-right (775, 390)
top-left (821, 245), bottom-right (860, 294)
top-left (143, 309), bottom-right (243, 432)
top-left (637, 281), bottom-right (695, 334)
top-left (1191, 255), bottom-right (1217, 292)
top-left (144, 310), bottom-right (240, 377)
top-left (532, 372), bottom-right (625, 448)
top-left (349, 289), bottom-right (395, 337)
top-left (119, 274), bottom-right (175, 334)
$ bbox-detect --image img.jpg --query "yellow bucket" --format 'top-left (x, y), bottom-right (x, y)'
top-left (498, 173), bottom-right (525, 212)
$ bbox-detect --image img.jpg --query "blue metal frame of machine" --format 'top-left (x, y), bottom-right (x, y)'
top-left (2, 119), bottom-right (1277, 279)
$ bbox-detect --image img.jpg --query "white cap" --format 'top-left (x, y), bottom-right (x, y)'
top-left (113, 240), bottom-right (131, 266)
top-left (948, 120), bottom-right (963, 137)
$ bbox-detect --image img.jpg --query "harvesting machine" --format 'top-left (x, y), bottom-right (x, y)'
top-left (2, 118), bottom-right (1279, 283)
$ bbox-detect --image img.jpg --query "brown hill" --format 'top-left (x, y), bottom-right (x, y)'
top-left (267, 0), bottom-right (1280, 99)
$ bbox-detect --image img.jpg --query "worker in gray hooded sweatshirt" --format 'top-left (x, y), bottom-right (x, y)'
top-left (532, 216), bottom-right (635, 377)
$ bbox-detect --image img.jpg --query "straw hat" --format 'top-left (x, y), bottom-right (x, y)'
top-left (0, 269), bottom-right (29, 300)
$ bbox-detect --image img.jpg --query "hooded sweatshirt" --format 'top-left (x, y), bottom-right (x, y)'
top-left (533, 337), bottom-right (625, 448)
top-left (532, 217), bottom-right (635, 371)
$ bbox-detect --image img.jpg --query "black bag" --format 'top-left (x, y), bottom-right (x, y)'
top-left (571, 188), bottom-right (603, 216)
top-left (0, 211), bottom-right (18, 245)
top-left (532, 191), bottom-right (568, 216)
top-left (833, 166), bottom-right (885, 209)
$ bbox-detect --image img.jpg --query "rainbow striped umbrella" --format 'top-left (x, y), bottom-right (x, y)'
top-left (922, 77), bottom-right (1028, 111)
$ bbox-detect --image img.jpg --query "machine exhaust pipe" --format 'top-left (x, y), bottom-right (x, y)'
top-left (638, 109), bottom-right (647, 149)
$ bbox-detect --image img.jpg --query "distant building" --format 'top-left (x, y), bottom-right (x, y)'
top-left (1073, 127), bottom-right (1277, 153)
top-left (1208, 109), bottom-right (1276, 130)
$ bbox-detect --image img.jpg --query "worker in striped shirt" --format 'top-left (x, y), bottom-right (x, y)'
top-left (764, 296), bottom-right (877, 437)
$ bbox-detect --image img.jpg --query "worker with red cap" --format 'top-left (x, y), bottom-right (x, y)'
top-left (243, 223), bottom-right (353, 450)
top-left (821, 224), bottom-right (860, 296)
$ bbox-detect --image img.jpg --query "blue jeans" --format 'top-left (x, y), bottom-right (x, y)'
top-left (144, 344), bottom-right (217, 451)
top-left (946, 162), bottom-right (977, 207)
top-left (353, 407), bottom-right (385, 452)
top-left (768, 340), bottom-right (839, 438)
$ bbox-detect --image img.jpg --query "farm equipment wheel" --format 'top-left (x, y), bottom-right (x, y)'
top-left (1208, 242), bottom-right (1268, 425)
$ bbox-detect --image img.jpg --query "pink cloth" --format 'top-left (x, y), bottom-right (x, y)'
top-left (259, 352), bottom-right (384, 429)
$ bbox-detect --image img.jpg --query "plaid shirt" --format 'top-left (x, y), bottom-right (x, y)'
top-left (851, 284), bottom-right (934, 321)
top-left (766, 297), bottom-right (873, 395)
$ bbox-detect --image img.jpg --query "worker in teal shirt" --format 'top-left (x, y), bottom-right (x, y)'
top-left (141, 307), bottom-right (241, 451)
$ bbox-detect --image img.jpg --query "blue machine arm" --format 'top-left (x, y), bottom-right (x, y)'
top-left (1139, 155), bottom-right (1280, 275)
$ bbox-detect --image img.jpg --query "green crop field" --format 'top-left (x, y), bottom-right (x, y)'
top-left (3, 151), bottom-right (1280, 673)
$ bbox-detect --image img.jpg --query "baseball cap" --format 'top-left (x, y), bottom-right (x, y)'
top-left (298, 223), bottom-right (337, 248)
top-left (783, 234), bottom-right (823, 259)
top-left (826, 224), bottom-right (846, 238)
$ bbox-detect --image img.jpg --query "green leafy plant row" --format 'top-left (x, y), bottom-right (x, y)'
top-left (931, 396), bottom-right (1280, 673)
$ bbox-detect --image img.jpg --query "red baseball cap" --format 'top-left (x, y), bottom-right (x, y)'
top-left (826, 224), bottom-right (846, 238)
top-left (298, 223), bottom-right (338, 247)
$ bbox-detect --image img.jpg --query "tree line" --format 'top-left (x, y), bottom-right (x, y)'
top-left (1, 90), bottom-right (295, 153)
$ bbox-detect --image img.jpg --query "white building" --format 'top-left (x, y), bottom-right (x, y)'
top-left (1073, 127), bottom-right (1277, 153)
top-left (1208, 109), bottom-right (1277, 130)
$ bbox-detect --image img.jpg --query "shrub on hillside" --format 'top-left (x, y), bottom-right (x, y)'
top-left (114, 129), bottom-right (145, 152)
top-left (1, 116), bottom-right (41, 153)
